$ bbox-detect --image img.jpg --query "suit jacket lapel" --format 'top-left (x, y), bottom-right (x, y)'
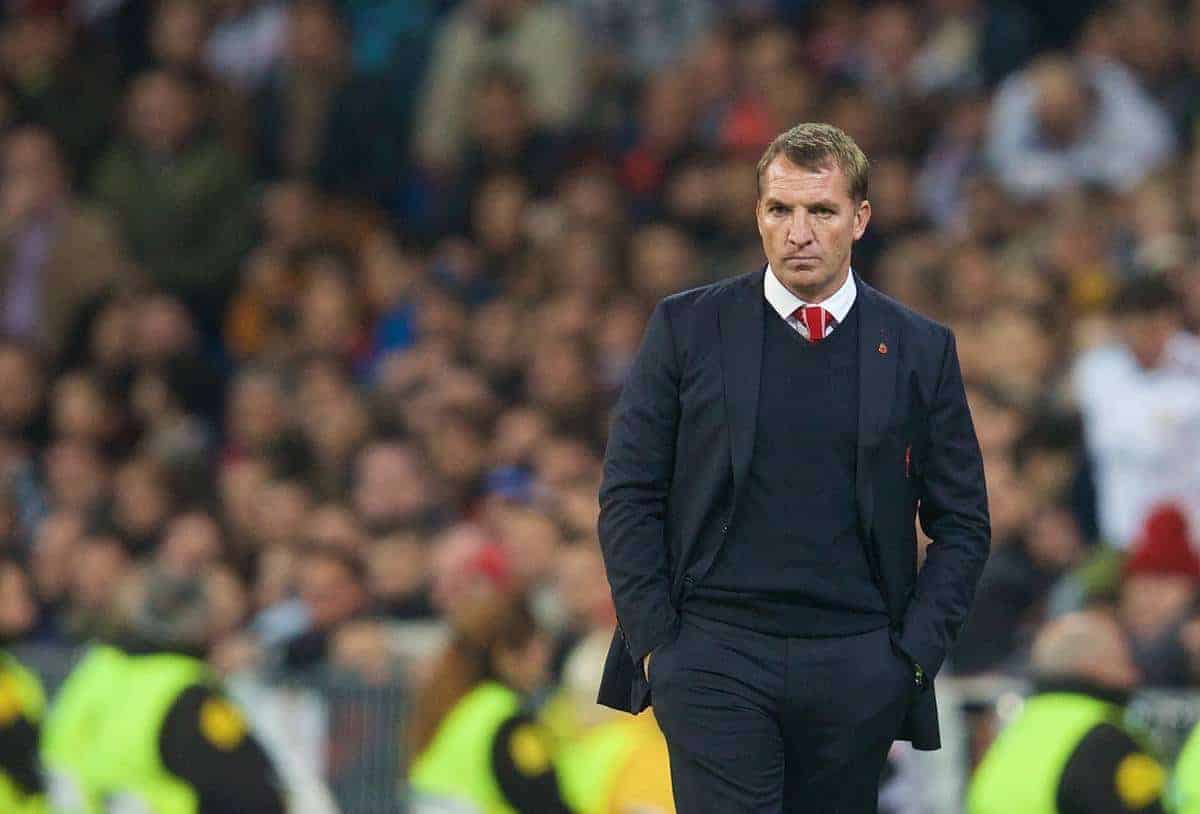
top-left (856, 275), bottom-right (899, 537)
top-left (719, 269), bottom-right (765, 501)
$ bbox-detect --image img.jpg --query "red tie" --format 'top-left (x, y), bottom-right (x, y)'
top-left (794, 305), bottom-right (833, 341)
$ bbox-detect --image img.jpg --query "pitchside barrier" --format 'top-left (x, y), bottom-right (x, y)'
top-left (15, 638), bottom-right (1200, 814)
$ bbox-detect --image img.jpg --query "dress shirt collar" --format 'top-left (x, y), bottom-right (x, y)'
top-left (764, 265), bottom-right (857, 323)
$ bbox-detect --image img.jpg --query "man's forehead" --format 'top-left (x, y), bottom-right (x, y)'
top-left (761, 156), bottom-right (851, 199)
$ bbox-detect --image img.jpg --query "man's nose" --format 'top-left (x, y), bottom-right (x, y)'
top-left (786, 213), bottom-right (812, 246)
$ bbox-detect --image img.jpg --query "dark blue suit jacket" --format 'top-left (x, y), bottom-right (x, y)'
top-left (596, 268), bottom-right (990, 750)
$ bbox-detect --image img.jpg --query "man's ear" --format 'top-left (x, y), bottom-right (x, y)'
top-left (853, 199), bottom-right (872, 241)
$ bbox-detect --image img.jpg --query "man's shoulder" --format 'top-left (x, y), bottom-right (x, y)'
top-left (665, 270), bottom-right (757, 304)
top-left (859, 280), bottom-right (951, 346)
top-left (658, 269), bottom-right (759, 316)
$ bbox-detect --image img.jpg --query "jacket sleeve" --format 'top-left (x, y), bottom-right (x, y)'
top-left (0, 706), bottom-right (42, 796)
top-left (159, 685), bottom-right (286, 814)
top-left (1058, 723), bottom-right (1166, 814)
top-left (903, 329), bottom-right (991, 679)
top-left (598, 299), bottom-right (682, 666)
top-left (490, 713), bottom-right (573, 814)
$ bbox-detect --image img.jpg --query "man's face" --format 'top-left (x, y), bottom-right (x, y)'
top-left (1121, 310), bottom-right (1177, 369)
top-left (0, 564), bottom-right (35, 640)
top-left (128, 74), bottom-right (197, 154)
top-left (3, 129), bottom-right (65, 216)
top-left (300, 557), bottom-right (363, 631)
top-left (1034, 67), bottom-right (1089, 146)
top-left (756, 156), bottom-right (870, 302)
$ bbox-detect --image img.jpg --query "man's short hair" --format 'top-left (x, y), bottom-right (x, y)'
top-left (1114, 275), bottom-right (1179, 316)
top-left (756, 122), bottom-right (870, 202)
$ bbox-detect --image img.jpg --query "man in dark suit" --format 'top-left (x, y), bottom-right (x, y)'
top-left (597, 122), bottom-right (990, 812)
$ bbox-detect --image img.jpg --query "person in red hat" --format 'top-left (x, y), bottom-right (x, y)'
top-left (1119, 503), bottom-right (1200, 686)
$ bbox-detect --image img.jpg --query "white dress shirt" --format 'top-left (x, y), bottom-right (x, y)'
top-left (764, 265), bottom-right (858, 340)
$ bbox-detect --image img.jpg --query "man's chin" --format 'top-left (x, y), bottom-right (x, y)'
top-left (781, 264), bottom-right (821, 278)
top-left (776, 265), bottom-right (832, 293)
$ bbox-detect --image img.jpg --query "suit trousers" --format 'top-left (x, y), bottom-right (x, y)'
top-left (650, 612), bottom-right (914, 813)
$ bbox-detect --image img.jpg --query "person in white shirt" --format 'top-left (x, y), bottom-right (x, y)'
top-left (1072, 276), bottom-right (1200, 548)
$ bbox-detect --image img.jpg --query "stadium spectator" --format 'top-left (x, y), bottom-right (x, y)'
top-left (1119, 504), bottom-right (1200, 686)
top-left (366, 530), bottom-right (434, 620)
top-left (254, 0), bottom-right (403, 208)
top-left (0, 341), bottom-right (46, 446)
top-left (353, 440), bottom-right (440, 535)
top-left (92, 68), bottom-right (256, 332)
top-left (0, 126), bottom-right (133, 361)
top-left (1073, 276), bottom-right (1200, 547)
top-left (413, 0), bottom-right (584, 170)
top-left (281, 544), bottom-right (369, 672)
top-left (0, 0), bottom-right (118, 179)
top-left (148, 0), bottom-right (253, 157)
top-left (986, 53), bottom-right (1176, 200)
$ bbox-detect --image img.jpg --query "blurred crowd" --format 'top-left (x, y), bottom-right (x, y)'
top-left (2, 0), bottom-right (1200, 802)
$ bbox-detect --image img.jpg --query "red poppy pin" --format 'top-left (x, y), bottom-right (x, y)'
top-left (877, 342), bottom-right (888, 355)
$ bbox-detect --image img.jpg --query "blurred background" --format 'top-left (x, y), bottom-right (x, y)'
top-left (1, 0), bottom-right (1200, 811)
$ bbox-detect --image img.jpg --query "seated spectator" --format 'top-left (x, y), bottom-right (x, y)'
top-left (1073, 277), bottom-right (1200, 548)
top-left (1119, 504), bottom-right (1200, 687)
top-left (366, 530), bottom-right (434, 620)
top-left (254, 0), bottom-right (403, 208)
top-left (353, 441), bottom-right (441, 535)
top-left (0, 126), bottom-right (134, 363)
top-left (91, 68), bottom-right (256, 333)
top-left (987, 54), bottom-right (1175, 200)
top-left (110, 456), bottom-right (174, 555)
top-left (42, 440), bottom-right (109, 516)
top-left (148, 0), bottom-right (252, 157)
top-left (156, 510), bottom-right (225, 578)
top-left (954, 500), bottom-right (1086, 675)
top-left (28, 511), bottom-right (81, 640)
top-left (443, 65), bottom-right (566, 233)
top-left (0, 340), bottom-right (46, 447)
top-left (0, 0), bottom-right (118, 178)
top-left (63, 530), bottom-right (130, 641)
top-left (280, 545), bottom-right (368, 672)
top-left (0, 555), bottom-right (38, 646)
top-left (412, 0), bottom-right (583, 172)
